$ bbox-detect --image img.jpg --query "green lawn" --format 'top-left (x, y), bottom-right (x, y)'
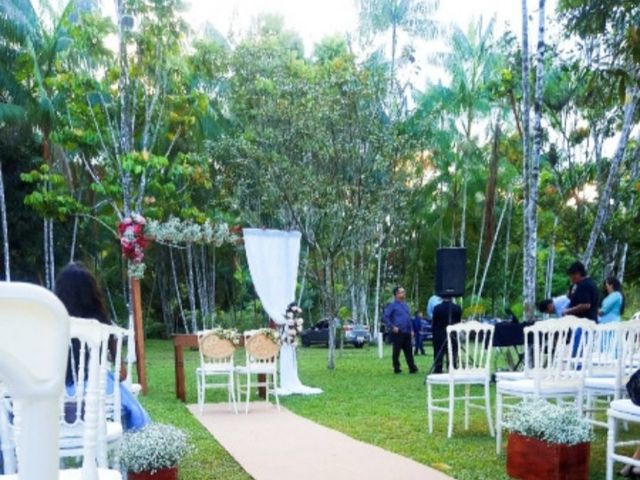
top-left (140, 339), bottom-right (635, 479)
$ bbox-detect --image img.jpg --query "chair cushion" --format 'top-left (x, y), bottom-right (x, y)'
top-left (427, 371), bottom-right (488, 384)
top-left (584, 377), bottom-right (618, 391)
top-left (495, 371), bottom-right (526, 382)
top-left (235, 364), bottom-right (276, 375)
top-left (197, 363), bottom-right (234, 374)
top-left (609, 399), bottom-right (640, 417)
top-left (497, 378), bottom-right (581, 395)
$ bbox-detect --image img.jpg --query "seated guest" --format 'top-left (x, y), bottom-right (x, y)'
top-left (55, 262), bottom-right (150, 431)
top-left (599, 276), bottom-right (624, 324)
top-left (537, 294), bottom-right (570, 318)
top-left (431, 296), bottom-right (462, 374)
top-left (412, 311), bottom-right (426, 356)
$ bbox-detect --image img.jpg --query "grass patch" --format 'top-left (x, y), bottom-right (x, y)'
top-left (141, 339), bottom-right (636, 479)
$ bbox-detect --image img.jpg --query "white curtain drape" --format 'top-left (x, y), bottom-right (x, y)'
top-left (243, 228), bottom-right (321, 395)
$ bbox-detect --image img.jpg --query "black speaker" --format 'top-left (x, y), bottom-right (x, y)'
top-left (435, 248), bottom-right (467, 297)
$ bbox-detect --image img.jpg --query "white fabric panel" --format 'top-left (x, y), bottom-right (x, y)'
top-left (243, 229), bottom-right (321, 396)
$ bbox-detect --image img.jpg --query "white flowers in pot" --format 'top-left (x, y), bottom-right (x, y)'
top-left (120, 423), bottom-right (193, 475)
top-left (505, 399), bottom-right (592, 446)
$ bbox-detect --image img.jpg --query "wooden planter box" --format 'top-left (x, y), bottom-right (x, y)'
top-left (128, 467), bottom-right (178, 480)
top-left (506, 433), bottom-right (590, 480)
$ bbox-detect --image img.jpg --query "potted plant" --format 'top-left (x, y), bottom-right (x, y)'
top-left (505, 399), bottom-right (592, 480)
top-left (120, 423), bottom-right (193, 480)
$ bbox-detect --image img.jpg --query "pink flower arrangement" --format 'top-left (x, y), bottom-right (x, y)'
top-left (117, 214), bottom-right (148, 264)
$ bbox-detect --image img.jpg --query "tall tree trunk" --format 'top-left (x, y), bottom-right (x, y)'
top-left (43, 219), bottom-right (50, 289)
top-left (503, 196), bottom-right (513, 307)
top-left (0, 163), bottom-right (9, 281)
top-left (521, 0), bottom-right (532, 320)
top-left (116, 0), bottom-right (133, 216)
top-left (373, 235), bottom-right (383, 358)
top-left (618, 243), bottom-right (628, 284)
top-left (460, 172), bottom-right (467, 248)
top-left (186, 244), bottom-right (197, 333)
top-left (475, 195), bottom-right (509, 313)
top-left (325, 259), bottom-right (337, 370)
top-left (169, 247), bottom-right (188, 333)
top-left (471, 207), bottom-right (486, 300)
top-left (69, 215), bottom-right (79, 263)
top-left (582, 88), bottom-right (639, 268)
top-left (544, 216), bottom-right (558, 299)
top-left (485, 125), bottom-right (500, 253)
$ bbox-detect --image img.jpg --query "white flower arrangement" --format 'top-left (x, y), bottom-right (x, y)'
top-left (505, 399), bottom-right (592, 446)
top-left (145, 217), bottom-right (236, 246)
top-left (120, 423), bottom-right (193, 474)
top-left (281, 303), bottom-right (304, 346)
top-left (210, 327), bottom-right (241, 345)
top-left (246, 327), bottom-right (280, 343)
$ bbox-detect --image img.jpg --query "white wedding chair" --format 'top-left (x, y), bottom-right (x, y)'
top-left (427, 321), bottom-right (495, 438)
top-left (0, 282), bottom-right (70, 480)
top-left (606, 399), bottom-right (640, 480)
top-left (236, 331), bottom-right (280, 414)
top-left (123, 317), bottom-right (142, 398)
top-left (495, 316), bottom-right (595, 454)
top-left (196, 330), bottom-right (238, 415)
top-left (495, 330), bottom-right (531, 382)
top-left (57, 317), bottom-right (121, 479)
top-left (0, 384), bottom-right (15, 474)
top-left (583, 322), bottom-right (640, 428)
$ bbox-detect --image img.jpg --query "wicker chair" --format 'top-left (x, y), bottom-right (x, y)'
top-left (235, 331), bottom-right (280, 414)
top-left (196, 331), bottom-right (238, 415)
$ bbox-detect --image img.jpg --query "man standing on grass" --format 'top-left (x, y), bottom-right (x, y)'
top-left (383, 286), bottom-right (418, 374)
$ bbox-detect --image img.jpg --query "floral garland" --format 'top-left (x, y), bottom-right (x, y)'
top-left (210, 327), bottom-right (241, 345)
top-left (280, 303), bottom-right (304, 346)
top-left (145, 217), bottom-right (235, 247)
top-left (118, 214), bottom-right (148, 279)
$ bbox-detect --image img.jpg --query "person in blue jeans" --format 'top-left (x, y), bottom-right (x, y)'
top-left (55, 262), bottom-right (150, 431)
top-left (412, 311), bottom-right (426, 355)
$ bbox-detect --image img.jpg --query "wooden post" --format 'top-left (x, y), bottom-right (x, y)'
top-left (131, 278), bottom-right (148, 394)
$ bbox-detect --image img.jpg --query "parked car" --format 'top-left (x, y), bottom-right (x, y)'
top-left (300, 319), bottom-right (371, 348)
top-left (342, 321), bottom-right (371, 348)
top-left (300, 319), bottom-right (339, 347)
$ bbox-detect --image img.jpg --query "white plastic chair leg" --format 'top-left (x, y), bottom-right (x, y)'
top-left (464, 384), bottom-right (470, 430)
top-left (447, 382), bottom-right (455, 438)
top-left (245, 373), bottom-right (251, 414)
top-left (273, 371), bottom-right (280, 411)
top-left (427, 382), bottom-right (433, 433)
top-left (606, 413), bottom-right (616, 480)
top-left (496, 391), bottom-right (503, 454)
top-left (484, 381), bottom-right (495, 437)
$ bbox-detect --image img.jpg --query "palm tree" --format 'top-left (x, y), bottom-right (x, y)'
top-left (0, 0), bottom-right (76, 286)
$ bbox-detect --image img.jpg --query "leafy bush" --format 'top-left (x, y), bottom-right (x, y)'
top-left (120, 423), bottom-right (193, 473)
top-left (505, 399), bottom-right (592, 446)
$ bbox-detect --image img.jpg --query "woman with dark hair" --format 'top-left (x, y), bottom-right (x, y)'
top-left (599, 276), bottom-right (624, 324)
top-left (55, 262), bottom-right (149, 431)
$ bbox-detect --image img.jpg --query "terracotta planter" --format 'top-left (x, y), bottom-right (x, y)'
top-left (506, 433), bottom-right (590, 480)
top-left (128, 467), bottom-right (178, 480)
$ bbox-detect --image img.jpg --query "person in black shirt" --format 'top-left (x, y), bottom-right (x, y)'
top-left (431, 297), bottom-right (462, 374)
top-left (563, 261), bottom-right (599, 321)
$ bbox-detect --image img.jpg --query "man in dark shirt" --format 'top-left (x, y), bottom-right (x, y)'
top-left (563, 261), bottom-right (599, 321)
top-left (383, 286), bottom-right (418, 374)
top-left (431, 296), bottom-right (462, 374)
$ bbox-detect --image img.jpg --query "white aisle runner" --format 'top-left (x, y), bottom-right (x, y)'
top-left (188, 402), bottom-right (453, 480)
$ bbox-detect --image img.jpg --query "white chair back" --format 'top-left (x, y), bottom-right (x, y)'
top-left (0, 385), bottom-right (14, 474)
top-left (526, 316), bottom-right (594, 391)
top-left (587, 323), bottom-right (626, 377)
top-left (0, 282), bottom-right (69, 480)
top-left (62, 317), bottom-right (108, 480)
top-left (245, 332), bottom-right (279, 368)
top-left (446, 321), bottom-right (494, 375)
top-left (198, 330), bottom-right (236, 367)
